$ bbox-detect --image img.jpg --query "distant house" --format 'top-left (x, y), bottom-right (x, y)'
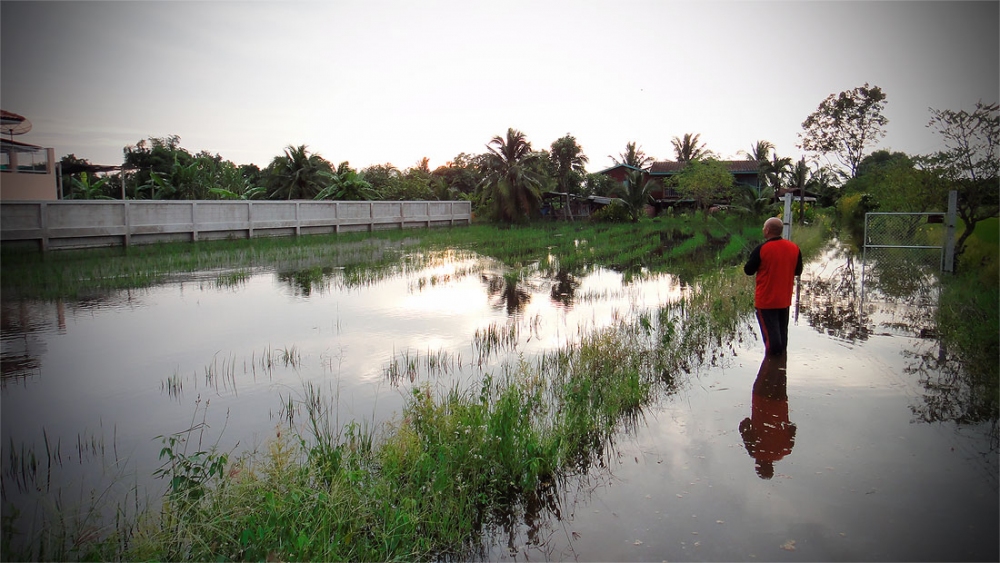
top-left (1, 110), bottom-right (58, 201)
top-left (598, 159), bottom-right (762, 211)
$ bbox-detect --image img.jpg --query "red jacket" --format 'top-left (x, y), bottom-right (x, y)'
top-left (744, 237), bottom-right (803, 309)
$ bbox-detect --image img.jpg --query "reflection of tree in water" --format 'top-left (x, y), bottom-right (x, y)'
top-left (482, 273), bottom-right (531, 315)
top-left (549, 270), bottom-right (579, 308)
top-left (801, 241), bottom-right (997, 461)
top-left (906, 343), bottom-right (999, 453)
top-left (798, 247), bottom-right (870, 342)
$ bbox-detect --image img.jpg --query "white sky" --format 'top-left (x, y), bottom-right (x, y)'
top-left (2, 1), bottom-right (997, 173)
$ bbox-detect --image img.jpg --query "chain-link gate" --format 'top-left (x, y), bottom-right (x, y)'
top-left (860, 191), bottom-right (957, 304)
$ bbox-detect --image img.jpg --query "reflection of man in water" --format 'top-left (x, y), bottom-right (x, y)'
top-left (739, 354), bottom-right (796, 479)
top-left (744, 216), bottom-right (803, 355)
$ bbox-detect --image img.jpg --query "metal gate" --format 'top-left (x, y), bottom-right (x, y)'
top-left (863, 190), bottom-right (958, 274)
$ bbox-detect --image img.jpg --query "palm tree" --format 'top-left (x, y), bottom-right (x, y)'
top-left (550, 134), bottom-right (589, 194)
top-left (740, 140), bottom-right (775, 193)
top-left (610, 141), bottom-right (653, 169)
top-left (763, 153), bottom-right (793, 192)
top-left (478, 128), bottom-right (545, 223)
top-left (266, 145), bottom-right (332, 200)
top-left (615, 169), bottom-right (654, 222)
top-left (671, 133), bottom-right (709, 163)
top-left (315, 163), bottom-right (376, 201)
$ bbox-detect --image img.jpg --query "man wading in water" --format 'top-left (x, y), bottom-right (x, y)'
top-left (744, 217), bottom-right (803, 356)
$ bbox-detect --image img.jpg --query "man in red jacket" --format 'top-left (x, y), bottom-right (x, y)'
top-left (744, 217), bottom-right (803, 356)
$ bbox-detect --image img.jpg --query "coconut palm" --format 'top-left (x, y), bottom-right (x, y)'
top-left (549, 134), bottom-right (589, 194)
top-left (615, 169), bottom-right (654, 222)
top-left (740, 140), bottom-right (775, 192)
top-left (265, 144), bottom-right (333, 200)
top-left (671, 133), bottom-right (710, 163)
top-left (763, 153), bottom-right (793, 192)
top-left (315, 163), bottom-right (376, 201)
top-left (478, 128), bottom-right (545, 222)
top-left (610, 141), bottom-right (653, 169)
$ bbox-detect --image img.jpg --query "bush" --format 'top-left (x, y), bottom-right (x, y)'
top-left (590, 200), bottom-right (631, 223)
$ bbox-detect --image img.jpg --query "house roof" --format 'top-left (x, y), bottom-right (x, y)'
top-left (1, 137), bottom-right (44, 153)
top-left (594, 163), bottom-right (643, 175)
top-left (649, 160), bottom-right (759, 175)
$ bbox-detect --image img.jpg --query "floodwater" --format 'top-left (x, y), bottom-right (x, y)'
top-left (1, 240), bottom-right (997, 561)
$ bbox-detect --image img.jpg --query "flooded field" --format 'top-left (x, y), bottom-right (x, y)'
top-left (2, 237), bottom-right (997, 561)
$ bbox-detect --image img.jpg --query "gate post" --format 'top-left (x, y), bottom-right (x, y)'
top-left (782, 192), bottom-right (793, 239)
top-left (943, 190), bottom-right (957, 273)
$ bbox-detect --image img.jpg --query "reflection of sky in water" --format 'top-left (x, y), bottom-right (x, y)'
top-left (2, 243), bottom-right (995, 561)
top-left (0, 252), bottom-right (688, 505)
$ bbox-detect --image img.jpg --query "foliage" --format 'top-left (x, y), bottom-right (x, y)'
top-left (548, 134), bottom-right (589, 195)
top-left (584, 172), bottom-right (618, 197)
top-left (315, 162), bottom-right (377, 201)
top-left (739, 139), bottom-right (775, 189)
top-left (671, 132), bottom-right (711, 163)
top-left (66, 171), bottom-right (114, 200)
top-left (613, 169), bottom-right (653, 222)
top-left (920, 101), bottom-right (999, 268)
top-left (835, 192), bottom-right (879, 242)
top-left (843, 150), bottom-right (945, 212)
top-left (610, 141), bottom-right (653, 169)
top-left (730, 183), bottom-right (777, 219)
top-left (589, 199), bottom-right (632, 223)
top-left (799, 82), bottom-right (888, 178)
top-left (264, 144), bottom-right (334, 200)
top-left (123, 135), bottom-right (195, 193)
top-left (478, 128), bottom-right (545, 223)
top-left (431, 153), bottom-right (484, 197)
top-left (674, 158), bottom-right (734, 209)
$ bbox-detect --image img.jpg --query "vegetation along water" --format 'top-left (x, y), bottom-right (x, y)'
top-left (1, 211), bottom-right (996, 561)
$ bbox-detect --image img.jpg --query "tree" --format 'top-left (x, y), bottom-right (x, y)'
top-left (549, 134), bottom-right (589, 195)
top-left (798, 83), bottom-right (888, 178)
top-left (315, 162), bottom-right (376, 201)
top-left (675, 158), bottom-right (734, 210)
top-left (740, 140), bottom-right (775, 191)
top-left (67, 171), bottom-right (114, 200)
top-left (610, 141), bottom-right (653, 169)
top-left (922, 101), bottom-right (1000, 262)
top-left (264, 144), bottom-right (333, 200)
top-left (431, 153), bottom-right (483, 198)
top-left (478, 128), bottom-right (545, 223)
top-left (123, 135), bottom-right (195, 196)
top-left (671, 133), bottom-right (710, 163)
top-left (763, 153), bottom-right (793, 192)
top-left (614, 169), bottom-right (654, 222)
top-left (845, 151), bottom-right (943, 212)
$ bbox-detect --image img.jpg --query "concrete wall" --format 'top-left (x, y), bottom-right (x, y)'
top-left (1, 200), bottom-right (472, 251)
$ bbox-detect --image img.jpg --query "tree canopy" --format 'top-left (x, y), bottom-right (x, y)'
top-left (799, 83), bottom-right (888, 178)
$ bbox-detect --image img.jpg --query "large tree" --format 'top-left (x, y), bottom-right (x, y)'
top-left (675, 158), bottom-right (734, 210)
top-left (549, 134), bottom-right (589, 195)
top-left (922, 101), bottom-right (999, 262)
top-left (799, 83), bottom-right (888, 178)
top-left (478, 128), bottom-right (545, 223)
top-left (671, 133), bottom-right (710, 163)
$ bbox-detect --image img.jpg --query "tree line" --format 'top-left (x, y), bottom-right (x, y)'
top-left (59, 84), bottom-right (997, 258)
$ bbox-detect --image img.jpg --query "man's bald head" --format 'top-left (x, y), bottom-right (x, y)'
top-left (763, 217), bottom-right (783, 238)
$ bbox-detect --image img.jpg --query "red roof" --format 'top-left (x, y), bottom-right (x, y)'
top-left (649, 160), bottom-right (759, 174)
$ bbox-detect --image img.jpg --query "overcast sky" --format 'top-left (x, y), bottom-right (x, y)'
top-left (2, 1), bottom-right (997, 173)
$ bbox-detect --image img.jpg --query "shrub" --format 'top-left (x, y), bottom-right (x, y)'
top-left (590, 200), bottom-right (631, 223)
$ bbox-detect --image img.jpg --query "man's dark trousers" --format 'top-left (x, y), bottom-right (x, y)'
top-left (756, 307), bottom-right (790, 356)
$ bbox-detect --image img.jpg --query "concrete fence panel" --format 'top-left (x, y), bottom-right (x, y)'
top-left (1, 200), bottom-right (471, 251)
